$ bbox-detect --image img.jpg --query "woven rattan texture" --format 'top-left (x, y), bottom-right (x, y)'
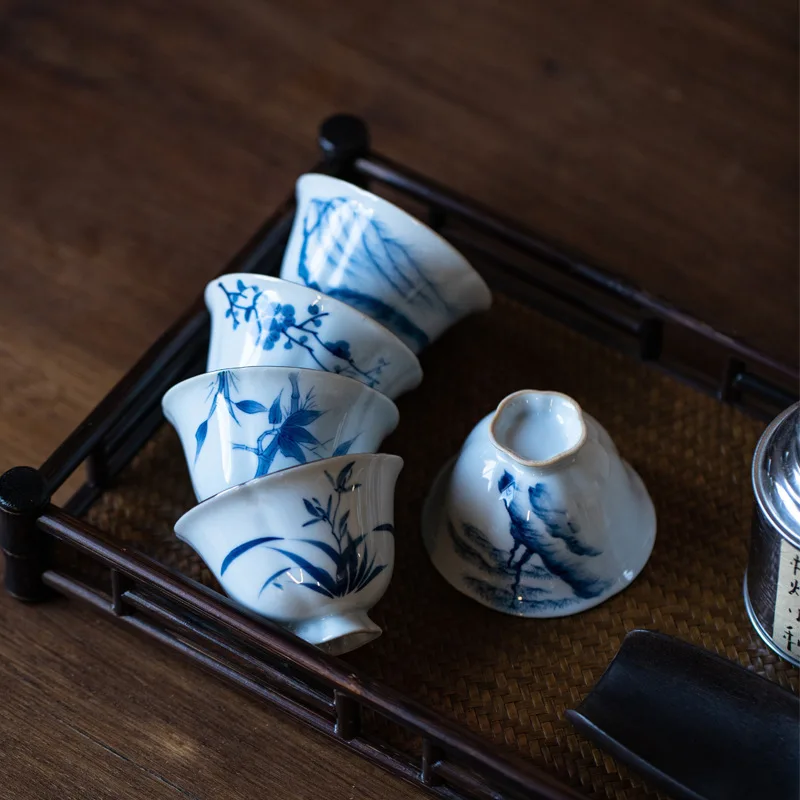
top-left (84, 293), bottom-right (799, 799)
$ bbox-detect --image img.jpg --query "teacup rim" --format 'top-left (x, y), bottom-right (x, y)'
top-left (174, 452), bottom-right (404, 540)
top-left (296, 173), bottom-right (492, 307)
top-left (162, 364), bottom-right (400, 429)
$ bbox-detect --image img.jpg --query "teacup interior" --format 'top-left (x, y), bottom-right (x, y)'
top-left (491, 391), bottom-right (585, 465)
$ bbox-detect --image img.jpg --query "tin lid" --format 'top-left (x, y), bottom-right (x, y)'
top-left (753, 401), bottom-right (800, 549)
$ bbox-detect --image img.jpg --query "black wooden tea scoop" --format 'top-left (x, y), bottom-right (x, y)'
top-left (567, 629), bottom-right (799, 800)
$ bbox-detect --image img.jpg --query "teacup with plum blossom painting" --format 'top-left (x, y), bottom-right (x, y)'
top-left (205, 274), bottom-right (422, 400)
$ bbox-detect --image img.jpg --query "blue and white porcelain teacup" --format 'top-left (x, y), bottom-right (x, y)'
top-left (174, 453), bottom-right (403, 655)
top-left (279, 174), bottom-right (492, 353)
top-left (422, 390), bottom-right (656, 618)
top-left (163, 366), bottom-right (400, 502)
top-left (206, 274), bottom-right (423, 400)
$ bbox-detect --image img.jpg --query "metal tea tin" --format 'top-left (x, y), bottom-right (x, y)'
top-left (745, 401), bottom-right (800, 667)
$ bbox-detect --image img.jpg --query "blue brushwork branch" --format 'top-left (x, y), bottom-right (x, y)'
top-left (498, 471), bottom-right (609, 603)
top-left (193, 370), bottom-right (358, 478)
top-left (231, 372), bottom-right (357, 479)
top-left (220, 461), bottom-right (394, 598)
top-left (319, 287), bottom-right (429, 352)
top-left (447, 519), bottom-right (551, 581)
top-left (219, 279), bottom-right (265, 342)
top-left (298, 197), bottom-right (449, 308)
top-left (193, 371), bottom-right (269, 462)
top-left (295, 197), bottom-right (455, 351)
top-left (217, 280), bottom-right (389, 387)
top-left (445, 519), bottom-right (582, 614)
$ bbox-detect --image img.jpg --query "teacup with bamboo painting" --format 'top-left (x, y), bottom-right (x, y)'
top-left (163, 366), bottom-right (399, 502)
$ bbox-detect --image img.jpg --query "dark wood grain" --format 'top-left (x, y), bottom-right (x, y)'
top-left (0, 0), bottom-right (796, 797)
top-left (0, 595), bottom-right (420, 799)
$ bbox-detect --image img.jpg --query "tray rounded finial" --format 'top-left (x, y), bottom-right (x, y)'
top-left (319, 114), bottom-right (370, 162)
top-left (0, 466), bottom-right (50, 514)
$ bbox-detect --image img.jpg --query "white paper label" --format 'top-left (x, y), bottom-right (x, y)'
top-left (773, 538), bottom-right (800, 659)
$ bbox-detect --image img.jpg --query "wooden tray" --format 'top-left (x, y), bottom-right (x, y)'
top-left (2, 115), bottom-right (796, 800)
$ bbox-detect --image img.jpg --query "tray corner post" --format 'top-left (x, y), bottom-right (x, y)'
top-left (318, 114), bottom-right (371, 187)
top-left (0, 466), bottom-right (51, 602)
top-left (333, 690), bottom-right (362, 741)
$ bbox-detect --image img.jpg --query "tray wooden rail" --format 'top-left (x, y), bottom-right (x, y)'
top-left (0, 115), bottom-right (796, 800)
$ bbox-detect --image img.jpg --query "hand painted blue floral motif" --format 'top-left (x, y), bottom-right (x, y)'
top-left (219, 461), bottom-right (394, 598)
top-left (450, 471), bottom-right (610, 613)
top-left (193, 370), bottom-right (267, 462)
top-left (193, 371), bottom-right (358, 479)
top-left (296, 197), bottom-right (452, 351)
top-left (218, 279), bottom-right (388, 388)
top-left (232, 372), bottom-right (358, 478)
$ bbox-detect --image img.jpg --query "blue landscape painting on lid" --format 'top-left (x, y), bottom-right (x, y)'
top-left (450, 470), bottom-right (610, 613)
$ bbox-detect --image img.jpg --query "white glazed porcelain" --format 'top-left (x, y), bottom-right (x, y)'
top-left (279, 174), bottom-right (492, 353)
top-left (422, 390), bottom-right (656, 617)
top-left (163, 366), bottom-right (400, 502)
top-left (206, 274), bottom-right (423, 399)
top-left (175, 454), bottom-right (403, 655)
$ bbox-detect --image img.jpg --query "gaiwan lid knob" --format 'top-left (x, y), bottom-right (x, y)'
top-left (489, 390), bottom-right (587, 469)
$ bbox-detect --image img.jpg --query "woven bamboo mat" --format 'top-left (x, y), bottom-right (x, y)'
top-left (83, 293), bottom-right (799, 799)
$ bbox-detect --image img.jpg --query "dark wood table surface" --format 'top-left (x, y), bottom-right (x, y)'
top-left (0, 2), bottom-right (796, 798)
